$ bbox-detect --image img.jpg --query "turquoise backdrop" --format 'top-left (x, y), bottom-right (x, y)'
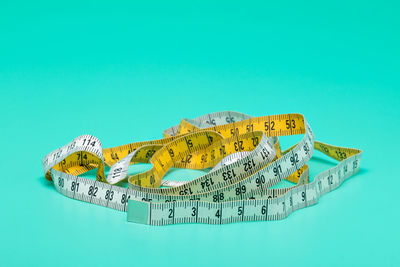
top-left (1, 1), bottom-right (399, 266)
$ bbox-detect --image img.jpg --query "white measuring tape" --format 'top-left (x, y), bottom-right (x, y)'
top-left (42, 112), bottom-right (362, 225)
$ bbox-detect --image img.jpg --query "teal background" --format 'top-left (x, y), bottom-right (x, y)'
top-left (1, 1), bottom-right (399, 266)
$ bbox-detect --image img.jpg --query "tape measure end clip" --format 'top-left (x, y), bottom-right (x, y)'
top-left (127, 200), bottom-right (149, 224)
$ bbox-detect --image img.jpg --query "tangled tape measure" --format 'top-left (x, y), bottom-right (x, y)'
top-left (42, 112), bottom-right (362, 225)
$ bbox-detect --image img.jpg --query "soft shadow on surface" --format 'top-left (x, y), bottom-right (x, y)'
top-left (356, 168), bottom-right (368, 175)
top-left (38, 176), bottom-right (56, 192)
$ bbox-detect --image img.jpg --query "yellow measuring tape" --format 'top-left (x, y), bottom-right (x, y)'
top-left (42, 111), bottom-right (362, 225)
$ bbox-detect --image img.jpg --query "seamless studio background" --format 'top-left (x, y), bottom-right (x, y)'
top-left (0, 1), bottom-right (399, 266)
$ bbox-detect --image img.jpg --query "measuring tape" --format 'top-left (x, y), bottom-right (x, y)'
top-left (42, 112), bottom-right (362, 225)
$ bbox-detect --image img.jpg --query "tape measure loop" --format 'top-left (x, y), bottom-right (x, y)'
top-left (42, 112), bottom-right (362, 225)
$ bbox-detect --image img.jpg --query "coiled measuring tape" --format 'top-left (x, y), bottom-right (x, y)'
top-left (42, 112), bottom-right (362, 225)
